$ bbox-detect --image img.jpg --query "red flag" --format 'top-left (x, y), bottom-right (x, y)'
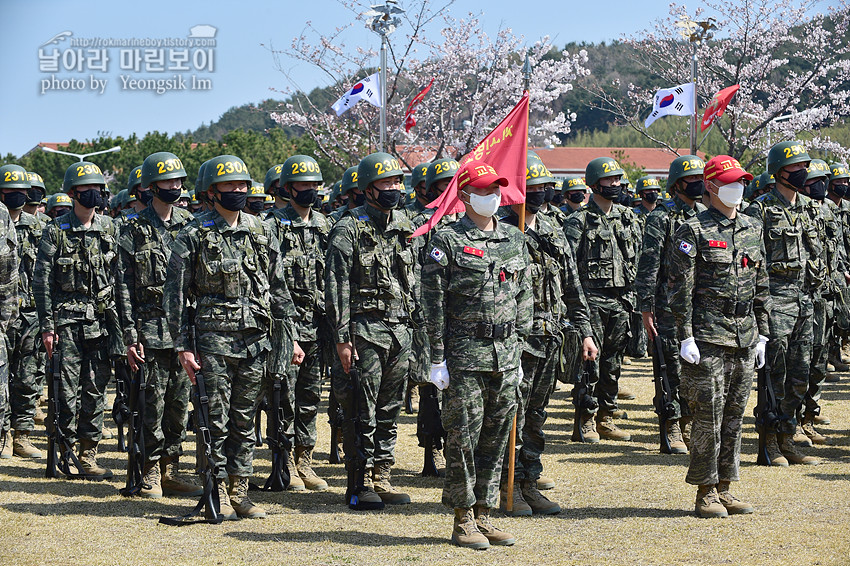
top-left (411, 92), bottom-right (529, 238)
top-left (701, 84), bottom-right (739, 131)
top-left (403, 78), bottom-right (435, 133)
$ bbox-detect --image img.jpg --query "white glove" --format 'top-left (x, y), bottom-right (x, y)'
top-left (429, 360), bottom-right (450, 390)
top-left (756, 335), bottom-right (769, 369)
top-left (679, 337), bottom-right (701, 365)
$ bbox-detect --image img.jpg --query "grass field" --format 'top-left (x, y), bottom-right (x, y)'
top-left (2, 357), bottom-right (849, 566)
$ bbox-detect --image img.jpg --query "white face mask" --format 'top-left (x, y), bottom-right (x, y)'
top-left (715, 181), bottom-right (745, 208)
top-left (464, 190), bottom-right (501, 217)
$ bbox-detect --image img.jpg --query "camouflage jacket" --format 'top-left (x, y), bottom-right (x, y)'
top-left (33, 211), bottom-right (120, 349)
top-left (13, 211), bottom-right (43, 312)
top-left (563, 197), bottom-right (639, 295)
top-left (0, 203), bottom-right (20, 348)
top-left (264, 204), bottom-right (330, 342)
top-left (668, 207), bottom-right (771, 348)
top-left (421, 214), bottom-right (532, 372)
top-left (635, 195), bottom-right (706, 314)
top-left (541, 203), bottom-right (567, 228)
top-left (818, 198), bottom-right (848, 296)
top-left (324, 204), bottom-right (418, 350)
top-left (115, 205), bottom-right (194, 349)
top-left (112, 207), bottom-right (140, 233)
top-left (632, 202), bottom-right (654, 234)
top-left (743, 188), bottom-right (823, 298)
top-left (163, 208), bottom-right (295, 360)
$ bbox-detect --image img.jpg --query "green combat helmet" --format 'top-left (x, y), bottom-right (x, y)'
top-left (526, 151), bottom-right (556, 187)
top-left (807, 159), bottom-right (830, 181)
top-left (425, 158), bottom-right (459, 196)
top-left (281, 155), bottom-right (323, 186)
top-left (585, 157), bottom-right (624, 187)
top-left (264, 164), bottom-right (284, 195)
top-left (141, 151), bottom-right (187, 189)
top-left (63, 161), bottom-right (105, 192)
top-left (26, 171), bottom-right (46, 203)
top-left (767, 141), bottom-right (810, 176)
top-left (340, 166), bottom-right (359, 196)
top-left (46, 192), bottom-right (73, 214)
top-left (0, 164), bottom-right (32, 190)
top-left (828, 162), bottom-right (849, 182)
top-left (667, 155), bottom-right (705, 189)
top-left (203, 155), bottom-right (251, 190)
top-left (562, 174), bottom-right (588, 193)
top-left (127, 165), bottom-right (143, 194)
top-left (635, 176), bottom-right (661, 193)
top-left (410, 162), bottom-right (430, 193)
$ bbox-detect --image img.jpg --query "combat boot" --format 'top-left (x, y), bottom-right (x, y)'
top-left (33, 406), bottom-right (46, 426)
top-left (596, 411), bottom-right (631, 441)
top-left (622, 356), bottom-right (633, 366)
top-left (228, 476), bottom-right (266, 519)
top-left (474, 505), bottom-right (515, 546)
top-left (521, 479), bottom-right (561, 515)
top-left (161, 458), bottom-right (203, 496)
top-left (778, 433), bottom-right (819, 465)
top-left (12, 431), bottom-right (43, 458)
top-left (372, 462), bottom-right (411, 505)
top-left (78, 439), bottom-right (113, 479)
top-left (431, 446), bottom-right (446, 476)
top-left (205, 479), bottom-right (238, 521)
top-left (716, 481), bottom-right (753, 515)
top-left (102, 427), bottom-right (113, 440)
top-left (285, 449), bottom-right (306, 491)
top-left (792, 424), bottom-right (813, 447)
top-left (499, 482), bottom-right (532, 516)
top-left (0, 430), bottom-right (11, 459)
top-left (452, 507), bottom-right (489, 550)
top-left (579, 413), bottom-right (600, 443)
top-left (295, 446), bottom-right (328, 491)
top-left (617, 384), bottom-right (636, 400)
top-left (765, 433), bottom-right (788, 467)
top-left (537, 475), bottom-right (555, 490)
top-left (666, 420), bottom-right (688, 454)
top-left (140, 461), bottom-right (163, 499)
top-left (828, 354), bottom-right (849, 371)
top-left (802, 416), bottom-right (828, 445)
top-left (348, 468), bottom-right (384, 510)
top-left (814, 414), bottom-right (831, 426)
top-left (681, 416), bottom-right (692, 448)
top-left (694, 485), bottom-right (728, 518)
top-left (825, 372), bottom-right (840, 383)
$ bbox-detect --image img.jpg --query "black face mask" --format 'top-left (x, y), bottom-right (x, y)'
top-left (642, 190), bottom-right (659, 204)
top-left (372, 188), bottom-right (401, 210)
top-left (1, 191), bottom-right (27, 210)
top-left (137, 189), bottom-right (153, 206)
top-left (781, 168), bottom-right (808, 191)
top-left (567, 191), bottom-right (585, 204)
top-left (351, 192), bottom-right (366, 207)
top-left (525, 191), bottom-right (546, 213)
top-left (683, 180), bottom-right (705, 199)
top-left (551, 193), bottom-right (564, 205)
top-left (616, 189), bottom-right (633, 206)
top-left (543, 187), bottom-right (555, 203)
top-left (76, 189), bottom-right (102, 209)
top-left (247, 200), bottom-right (265, 213)
top-left (155, 188), bottom-right (181, 204)
top-left (278, 185), bottom-right (291, 201)
top-left (292, 188), bottom-right (318, 208)
top-left (831, 183), bottom-right (849, 199)
top-left (597, 185), bottom-right (621, 201)
top-left (27, 188), bottom-right (45, 203)
top-left (806, 179), bottom-right (827, 201)
top-left (216, 190), bottom-right (247, 212)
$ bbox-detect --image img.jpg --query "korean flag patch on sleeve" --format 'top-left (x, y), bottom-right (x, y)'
top-left (430, 247), bottom-right (445, 262)
top-left (678, 240), bottom-right (694, 255)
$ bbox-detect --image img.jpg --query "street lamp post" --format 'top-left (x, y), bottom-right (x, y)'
top-left (41, 145), bottom-right (121, 162)
top-left (675, 16), bottom-right (716, 155)
top-left (363, 1), bottom-right (404, 152)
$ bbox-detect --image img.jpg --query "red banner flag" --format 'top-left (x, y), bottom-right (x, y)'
top-left (403, 78), bottom-right (435, 133)
top-left (411, 92), bottom-right (529, 238)
top-left (701, 84), bottom-right (739, 131)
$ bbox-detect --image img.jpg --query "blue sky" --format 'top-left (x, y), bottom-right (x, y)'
top-left (0, 0), bottom-right (746, 156)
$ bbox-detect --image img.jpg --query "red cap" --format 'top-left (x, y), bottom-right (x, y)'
top-left (704, 155), bottom-right (754, 184)
top-left (456, 160), bottom-right (509, 192)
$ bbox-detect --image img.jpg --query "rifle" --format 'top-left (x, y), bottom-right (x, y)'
top-left (111, 360), bottom-right (131, 452)
top-left (754, 355), bottom-right (783, 466)
top-left (327, 388), bottom-right (344, 464)
top-left (418, 383), bottom-right (445, 477)
top-left (252, 372), bottom-right (291, 491)
top-left (571, 360), bottom-right (598, 442)
top-left (118, 342), bottom-right (147, 496)
top-left (345, 333), bottom-right (383, 510)
top-left (651, 334), bottom-right (676, 454)
top-left (254, 398), bottom-right (266, 447)
top-left (159, 313), bottom-right (223, 525)
top-left (45, 319), bottom-right (86, 480)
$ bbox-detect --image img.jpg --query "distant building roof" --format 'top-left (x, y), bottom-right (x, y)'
top-left (532, 146), bottom-right (707, 179)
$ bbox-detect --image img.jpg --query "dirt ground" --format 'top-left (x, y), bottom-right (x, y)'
top-left (2, 357), bottom-right (849, 566)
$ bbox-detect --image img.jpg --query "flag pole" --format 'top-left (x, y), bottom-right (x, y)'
top-left (690, 42), bottom-right (697, 155)
top-left (505, 52), bottom-right (532, 514)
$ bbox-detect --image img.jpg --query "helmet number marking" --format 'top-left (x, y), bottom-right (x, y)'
top-left (216, 160), bottom-right (247, 176)
top-left (76, 163), bottom-right (102, 177)
top-left (156, 158), bottom-right (184, 174)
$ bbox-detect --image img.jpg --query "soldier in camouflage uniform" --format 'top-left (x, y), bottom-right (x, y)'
top-left (265, 154), bottom-right (331, 492)
top-left (0, 165), bottom-right (45, 458)
top-left (636, 156), bottom-right (708, 452)
top-left (0, 170), bottom-right (21, 459)
top-left (561, 175), bottom-right (588, 215)
top-left (164, 154), bottom-right (300, 520)
top-left (826, 163), bottom-right (850, 378)
top-left (325, 152), bottom-right (417, 508)
top-left (499, 155), bottom-right (596, 517)
top-left (24, 172), bottom-right (50, 223)
top-left (33, 161), bottom-right (121, 478)
top-left (421, 160), bottom-right (531, 549)
top-left (564, 157), bottom-right (640, 441)
top-left (45, 193), bottom-right (73, 220)
top-left (113, 166), bottom-right (144, 233)
top-left (633, 176), bottom-right (661, 226)
top-left (406, 162), bottom-right (431, 216)
top-left (744, 141), bottom-right (821, 466)
top-left (668, 155), bottom-right (769, 518)
top-left (263, 164), bottom-right (287, 214)
top-left (328, 166), bottom-right (365, 224)
top-left (244, 182), bottom-right (268, 217)
top-left (115, 152), bottom-right (202, 499)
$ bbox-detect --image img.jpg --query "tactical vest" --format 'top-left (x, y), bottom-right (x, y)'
top-left (752, 193), bottom-right (821, 285)
top-left (576, 205), bottom-right (637, 289)
top-left (53, 217), bottom-right (117, 315)
top-left (15, 213), bottom-right (43, 309)
top-left (270, 211), bottom-right (329, 320)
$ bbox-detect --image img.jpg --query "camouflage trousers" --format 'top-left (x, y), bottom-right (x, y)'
top-left (201, 349), bottom-right (266, 480)
top-left (442, 366), bottom-right (519, 509)
top-left (805, 295), bottom-right (831, 417)
top-left (8, 310), bottom-right (45, 432)
top-left (681, 341), bottom-right (755, 486)
top-left (53, 323), bottom-right (111, 445)
top-left (586, 293), bottom-right (630, 413)
top-left (142, 348), bottom-right (190, 464)
top-left (0, 349), bottom-right (8, 436)
top-left (284, 339), bottom-right (322, 449)
top-left (767, 299), bottom-right (813, 434)
top-left (654, 314), bottom-right (689, 420)
top-left (331, 324), bottom-right (411, 469)
top-left (501, 335), bottom-right (559, 484)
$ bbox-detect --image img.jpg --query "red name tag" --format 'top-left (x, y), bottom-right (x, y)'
top-left (708, 240), bottom-right (727, 248)
top-left (463, 246), bottom-right (484, 257)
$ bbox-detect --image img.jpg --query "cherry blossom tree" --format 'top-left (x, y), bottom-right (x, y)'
top-left (268, 0), bottom-right (589, 169)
